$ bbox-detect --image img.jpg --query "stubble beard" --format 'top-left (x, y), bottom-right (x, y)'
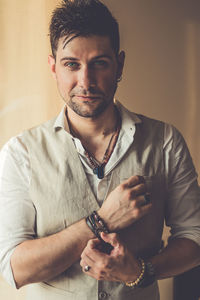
top-left (66, 97), bottom-right (111, 118)
top-left (65, 82), bottom-right (118, 118)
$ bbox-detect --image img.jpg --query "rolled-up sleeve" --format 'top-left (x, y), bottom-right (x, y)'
top-left (0, 136), bottom-right (36, 287)
top-left (164, 124), bottom-right (200, 245)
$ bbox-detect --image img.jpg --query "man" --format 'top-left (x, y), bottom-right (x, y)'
top-left (0, 1), bottom-right (200, 299)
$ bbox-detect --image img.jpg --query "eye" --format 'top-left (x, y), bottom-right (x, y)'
top-left (93, 60), bottom-right (108, 68)
top-left (64, 61), bottom-right (79, 70)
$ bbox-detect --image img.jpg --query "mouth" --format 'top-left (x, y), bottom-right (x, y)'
top-left (75, 95), bottom-right (101, 101)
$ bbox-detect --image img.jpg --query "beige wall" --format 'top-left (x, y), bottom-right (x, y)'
top-left (0, 1), bottom-right (200, 299)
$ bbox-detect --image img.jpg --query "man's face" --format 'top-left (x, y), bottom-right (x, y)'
top-left (48, 35), bottom-right (125, 118)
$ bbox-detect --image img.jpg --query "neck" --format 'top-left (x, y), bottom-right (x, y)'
top-left (66, 103), bottom-right (118, 140)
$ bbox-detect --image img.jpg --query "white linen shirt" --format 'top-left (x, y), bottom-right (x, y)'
top-left (0, 102), bottom-right (200, 287)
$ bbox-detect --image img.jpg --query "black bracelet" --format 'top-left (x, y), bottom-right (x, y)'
top-left (138, 261), bottom-right (156, 288)
top-left (86, 215), bottom-right (101, 239)
top-left (85, 213), bottom-right (113, 254)
top-left (92, 211), bottom-right (109, 233)
top-left (85, 216), bottom-right (96, 234)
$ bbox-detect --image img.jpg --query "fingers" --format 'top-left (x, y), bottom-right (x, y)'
top-left (88, 238), bottom-right (101, 249)
top-left (122, 176), bottom-right (147, 195)
top-left (80, 234), bottom-right (139, 282)
top-left (82, 239), bottom-right (105, 261)
top-left (121, 176), bottom-right (151, 204)
top-left (100, 232), bottom-right (120, 247)
top-left (80, 238), bottom-right (110, 278)
top-left (80, 233), bottom-right (123, 280)
top-left (98, 175), bottom-right (152, 232)
top-left (134, 194), bottom-right (152, 207)
top-left (129, 183), bottom-right (146, 198)
top-left (122, 175), bottom-right (145, 189)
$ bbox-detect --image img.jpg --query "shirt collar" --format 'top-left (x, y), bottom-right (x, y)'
top-left (53, 105), bottom-right (70, 132)
top-left (115, 99), bottom-right (141, 128)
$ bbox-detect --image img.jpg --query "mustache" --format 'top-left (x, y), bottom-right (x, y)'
top-left (70, 87), bottom-right (105, 98)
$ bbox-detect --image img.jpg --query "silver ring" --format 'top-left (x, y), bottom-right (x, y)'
top-left (84, 265), bottom-right (91, 272)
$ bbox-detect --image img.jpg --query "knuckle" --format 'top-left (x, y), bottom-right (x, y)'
top-left (134, 175), bottom-right (141, 183)
top-left (139, 183), bottom-right (146, 191)
top-left (132, 208), bottom-right (140, 218)
top-left (87, 239), bottom-right (94, 248)
top-left (137, 175), bottom-right (145, 183)
top-left (111, 232), bottom-right (118, 239)
top-left (131, 175), bottom-right (143, 185)
top-left (130, 199), bottom-right (137, 208)
top-left (95, 272), bottom-right (101, 280)
top-left (130, 189), bottom-right (137, 198)
top-left (102, 260), bottom-right (109, 269)
top-left (97, 273), bottom-right (104, 280)
top-left (118, 183), bottom-right (126, 192)
top-left (126, 190), bottom-right (133, 200)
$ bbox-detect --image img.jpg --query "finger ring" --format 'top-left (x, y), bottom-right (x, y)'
top-left (84, 265), bottom-right (91, 272)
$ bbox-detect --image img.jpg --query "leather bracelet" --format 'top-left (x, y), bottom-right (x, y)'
top-left (85, 216), bottom-right (97, 236)
top-left (125, 258), bottom-right (145, 287)
top-left (92, 210), bottom-right (109, 233)
top-left (86, 211), bottom-right (109, 236)
top-left (85, 213), bottom-right (113, 254)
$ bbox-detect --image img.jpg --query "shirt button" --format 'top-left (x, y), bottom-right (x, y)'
top-left (99, 291), bottom-right (107, 299)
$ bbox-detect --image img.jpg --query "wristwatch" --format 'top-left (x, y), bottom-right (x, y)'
top-left (139, 261), bottom-right (156, 288)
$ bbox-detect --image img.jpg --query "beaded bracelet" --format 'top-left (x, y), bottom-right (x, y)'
top-left (125, 258), bottom-right (145, 287)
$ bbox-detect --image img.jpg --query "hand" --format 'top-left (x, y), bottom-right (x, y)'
top-left (80, 232), bottom-right (141, 282)
top-left (98, 175), bottom-right (152, 231)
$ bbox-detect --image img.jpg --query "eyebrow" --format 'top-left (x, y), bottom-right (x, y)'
top-left (60, 57), bottom-right (79, 62)
top-left (60, 55), bottom-right (112, 62)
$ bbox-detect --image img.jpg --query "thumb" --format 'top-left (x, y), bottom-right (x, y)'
top-left (100, 232), bottom-right (119, 247)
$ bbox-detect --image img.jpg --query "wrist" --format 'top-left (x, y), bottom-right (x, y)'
top-left (125, 258), bottom-right (145, 287)
top-left (139, 260), bottom-right (156, 288)
top-left (97, 209), bottom-right (116, 232)
top-left (85, 211), bottom-right (113, 254)
top-left (124, 259), bottom-right (156, 288)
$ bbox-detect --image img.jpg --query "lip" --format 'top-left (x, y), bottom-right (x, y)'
top-left (76, 95), bottom-right (101, 100)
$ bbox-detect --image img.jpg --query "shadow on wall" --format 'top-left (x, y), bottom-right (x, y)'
top-left (184, 23), bottom-right (200, 173)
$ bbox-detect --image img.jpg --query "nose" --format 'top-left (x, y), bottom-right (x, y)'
top-left (78, 66), bottom-right (95, 90)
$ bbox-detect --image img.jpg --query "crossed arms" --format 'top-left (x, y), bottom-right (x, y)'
top-left (10, 175), bottom-right (200, 288)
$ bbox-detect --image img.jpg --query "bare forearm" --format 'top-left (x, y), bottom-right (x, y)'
top-left (11, 218), bottom-right (94, 288)
top-left (10, 175), bottom-right (152, 288)
top-left (80, 234), bottom-right (200, 286)
top-left (150, 238), bottom-right (200, 280)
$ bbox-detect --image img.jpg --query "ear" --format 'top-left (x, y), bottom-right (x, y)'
top-left (117, 50), bottom-right (125, 80)
top-left (48, 55), bottom-right (57, 80)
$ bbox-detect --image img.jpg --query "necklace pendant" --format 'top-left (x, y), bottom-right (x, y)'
top-left (93, 167), bottom-right (98, 175)
top-left (93, 166), bottom-right (104, 179)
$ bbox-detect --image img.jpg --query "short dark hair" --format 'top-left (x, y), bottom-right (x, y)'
top-left (49, 0), bottom-right (120, 58)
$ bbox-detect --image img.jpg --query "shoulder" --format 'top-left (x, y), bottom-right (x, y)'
top-left (1, 134), bottom-right (28, 164)
top-left (23, 117), bottom-right (57, 138)
top-left (0, 117), bottom-right (57, 162)
top-left (118, 101), bottom-right (165, 130)
top-left (122, 104), bottom-right (187, 153)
